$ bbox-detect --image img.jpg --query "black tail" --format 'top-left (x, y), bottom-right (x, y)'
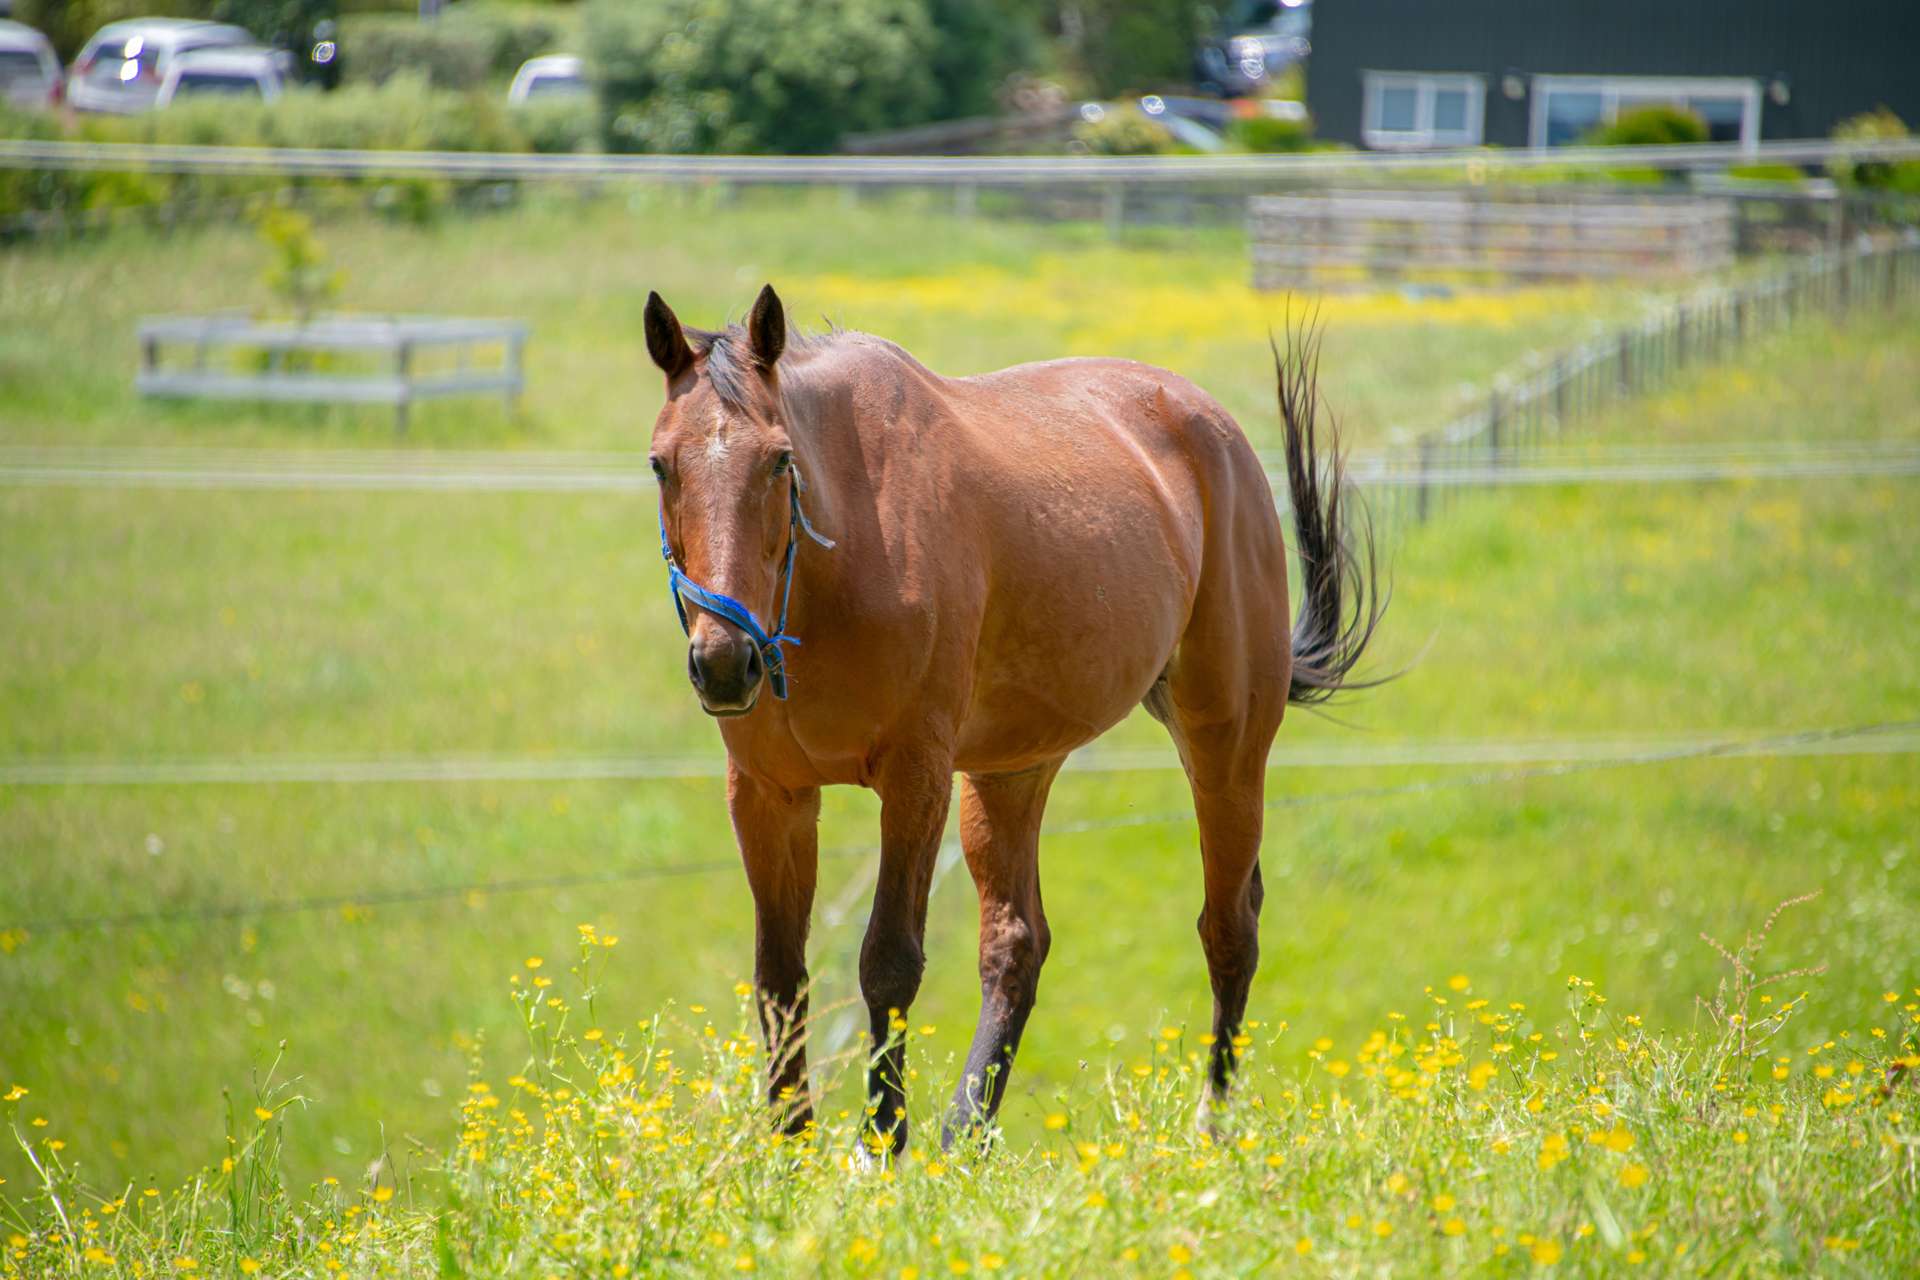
top-left (1275, 319), bottom-right (1388, 705)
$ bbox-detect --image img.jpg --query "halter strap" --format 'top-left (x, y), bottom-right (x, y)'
top-left (658, 466), bottom-right (834, 701)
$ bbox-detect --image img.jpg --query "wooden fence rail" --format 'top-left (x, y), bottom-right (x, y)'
top-left (1251, 189), bottom-right (1736, 286)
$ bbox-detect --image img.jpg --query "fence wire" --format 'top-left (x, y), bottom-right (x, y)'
top-left (6, 719), bottom-right (1914, 937)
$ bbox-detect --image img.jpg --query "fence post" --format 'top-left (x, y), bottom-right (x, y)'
top-left (1733, 291), bottom-right (1747, 347)
top-left (1617, 330), bottom-right (1633, 394)
top-left (1102, 184), bottom-right (1124, 239)
top-left (1416, 436), bottom-right (1434, 524)
top-left (954, 182), bottom-right (978, 220)
top-left (1486, 389), bottom-right (1503, 457)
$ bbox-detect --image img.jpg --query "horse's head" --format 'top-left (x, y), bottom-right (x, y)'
top-left (645, 285), bottom-right (797, 717)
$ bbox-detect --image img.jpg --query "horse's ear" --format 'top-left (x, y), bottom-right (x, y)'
top-left (644, 291), bottom-right (694, 380)
top-left (747, 283), bottom-right (785, 369)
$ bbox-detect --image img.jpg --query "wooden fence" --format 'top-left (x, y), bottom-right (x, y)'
top-left (1352, 237), bottom-right (1920, 533)
top-left (1250, 189), bottom-right (1736, 287)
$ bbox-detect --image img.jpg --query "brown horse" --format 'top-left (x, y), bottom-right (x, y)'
top-left (642, 285), bottom-right (1381, 1152)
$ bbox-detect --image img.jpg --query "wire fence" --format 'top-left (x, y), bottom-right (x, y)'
top-left (7, 135), bottom-right (1920, 242)
top-left (1365, 235), bottom-right (1920, 532)
top-left (6, 719), bottom-right (1912, 938)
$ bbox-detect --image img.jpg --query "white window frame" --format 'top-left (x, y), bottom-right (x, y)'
top-left (1361, 72), bottom-right (1486, 149)
top-left (1528, 75), bottom-right (1762, 151)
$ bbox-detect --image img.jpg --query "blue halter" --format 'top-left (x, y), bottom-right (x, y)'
top-left (658, 467), bottom-right (835, 701)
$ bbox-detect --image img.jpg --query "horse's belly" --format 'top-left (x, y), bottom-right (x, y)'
top-left (952, 538), bottom-right (1190, 773)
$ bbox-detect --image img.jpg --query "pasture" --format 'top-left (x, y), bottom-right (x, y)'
top-left (1, 192), bottom-right (1918, 1275)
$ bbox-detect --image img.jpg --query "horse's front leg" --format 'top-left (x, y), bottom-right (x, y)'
top-left (728, 762), bottom-right (821, 1134)
top-left (941, 760), bottom-right (1062, 1148)
top-left (858, 750), bottom-right (954, 1156)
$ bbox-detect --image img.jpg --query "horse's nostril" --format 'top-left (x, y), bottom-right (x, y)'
top-left (743, 645), bottom-right (763, 684)
top-left (687, 647), bottom-right (706, 691)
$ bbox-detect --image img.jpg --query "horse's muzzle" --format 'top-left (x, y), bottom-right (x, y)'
top-left (688, 626), bottom-right (764, 716)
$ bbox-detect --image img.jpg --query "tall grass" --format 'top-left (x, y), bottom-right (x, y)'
top-left (6, 902), bottom-right (1917, 1276)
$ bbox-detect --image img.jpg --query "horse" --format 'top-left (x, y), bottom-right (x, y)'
top-left (641, 284), bottom-right (1383, 1153)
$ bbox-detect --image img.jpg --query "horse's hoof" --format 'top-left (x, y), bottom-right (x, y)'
top-left (1194, 1090), bottom-right (1226, 1140)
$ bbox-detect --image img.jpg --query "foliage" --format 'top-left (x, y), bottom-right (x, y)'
top-left (3, 913), bottom-right (1916, 1276)
top-left (1227, 113), bottom-right (1313, 153)
top-left (1073, 107), bottom-right (1175, 155)
top-left (584, 0), bottom-right (1007, 154)
top-left (342, 5), bottom-right (562, 89)
top-left (0, 79), bottom-right (549, 227)
top-left (1827, 109), bottom-right (1920, 194)
top-left (11, 1), bottom-right (338, 62)
top-left (514, 96), bottom-right (598, 155)
top-left (257, 206), bottom-right (343, 322)
top-left (11, 0), bottom-right (192, 60)
top-left (1582, 105), bottom-right (1708, 148)
top-left (1070, 0), bottom-right (1210, 96)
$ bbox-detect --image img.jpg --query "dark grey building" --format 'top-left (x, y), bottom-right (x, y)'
top-left (1306, 1), bottom-right (1920, 150)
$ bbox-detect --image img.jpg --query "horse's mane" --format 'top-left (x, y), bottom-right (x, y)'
top-left (688, 321), bottom-right (851, 411)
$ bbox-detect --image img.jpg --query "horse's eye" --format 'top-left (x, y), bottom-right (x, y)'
top-left (771, 450), bottom-right (793, 477)
top-left (649, 456), bottom-right (669, 484)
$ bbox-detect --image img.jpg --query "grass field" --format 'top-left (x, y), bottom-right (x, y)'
top-left (3, 200), bottom-right (1919, 1274)
top-left (0, 190), bottom-right (1654, 452)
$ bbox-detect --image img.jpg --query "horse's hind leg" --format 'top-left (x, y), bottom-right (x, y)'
top-left (942, 759), bottom-right (1063, 1147)
top-left (1156, 578), bottom-right (1288, 1105)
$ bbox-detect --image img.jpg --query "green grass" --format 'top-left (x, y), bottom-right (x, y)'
top-left (1, 204), bottom-right (1918, 1273)
top-left (0, 190), bottom-right (1658, 452)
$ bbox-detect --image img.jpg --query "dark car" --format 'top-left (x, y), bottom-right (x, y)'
top-left (1196, 0), bottom-right (1312, 99)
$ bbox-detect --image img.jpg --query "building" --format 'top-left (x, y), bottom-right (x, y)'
top-left (1305, 0), bottom-right (1920, 151)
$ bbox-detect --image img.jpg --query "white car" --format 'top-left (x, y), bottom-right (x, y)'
top-left (156, 45), bottom-right (288, 107)
top-left (507, 54), bottom-right (587, 105)
top-left (0, 18), bottom-right (60, 109)
top-left (66, 18), bottom-right (253, 114)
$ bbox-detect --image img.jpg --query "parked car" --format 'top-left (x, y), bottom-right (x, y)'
top-left (0, 17), bottom-right (61, 109)
top-left (507, 54), bottom-right (587, 105)
top-left (66, 18), bottom-right (253, 114)
top-left (1196, 0), bottom-right (1312, 99)
top-left (156, 45), bottom-right (289, 107)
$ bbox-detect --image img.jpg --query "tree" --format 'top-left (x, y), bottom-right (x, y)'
top-left (587, 0), bottom-right (954, 154)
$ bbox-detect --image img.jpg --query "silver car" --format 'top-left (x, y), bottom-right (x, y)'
top-left (156, 45), bottom-right (289, 107)
top-left (67, 17), bottom-right (252, 114)
top-left (0, 18), bottom-right (60, 109)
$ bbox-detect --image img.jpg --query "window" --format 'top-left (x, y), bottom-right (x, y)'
top-left (1362, 73), bottom-right (1484, 149)
top-left (173, 71), bottom-right (263, 97)
top-left (1530, 76), bottom-right (1761, 148)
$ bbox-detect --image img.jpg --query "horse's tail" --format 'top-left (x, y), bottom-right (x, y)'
top-left (1274, 320), bottom-right (1388, 705)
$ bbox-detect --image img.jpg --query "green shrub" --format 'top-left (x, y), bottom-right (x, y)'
top-left (514, 97), bottom-right (598, 155)
top-left (343, 13), bottom-right (494, 88)
top-left (1073, 0), bottom-right (1209, 96)
top-left (585, 0), bottom-right (943, 154)
top-left (1826, 108), bottom-right (1920, 193)
top-left (1584, 105), bottom-right (1709, 147)
top-left (1228, 114), bottom-right (1313, 154)
top-left (1072, 107), bottom-right (1174, 156)
top-left (1725, 162), bottom-right (1806, 185)
top-left (343, 6), bottom-right (560, 89)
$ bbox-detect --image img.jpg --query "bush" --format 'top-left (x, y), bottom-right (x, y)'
top-left (1072, 107), bottom-right (1174, 156)
top-left (1074, 0), bottom-right (1209, 96)
top-left (1827, 108), bottom-right (1920, 193)
top-left (1228, 114), bottom-right (1313, 153)
top-left (586, 0), bottom-right (944, 155)
top-left (1584, 105), bottom-right (1708, 147)
top-left (514, 96), bottom-right (597, 155)
top-left (344, 6), bottom-right (561, 89)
